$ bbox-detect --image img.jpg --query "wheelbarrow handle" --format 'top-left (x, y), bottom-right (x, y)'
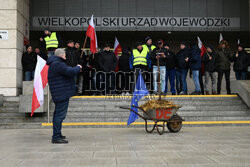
top-left (119, 106), bottom-right (157, 122)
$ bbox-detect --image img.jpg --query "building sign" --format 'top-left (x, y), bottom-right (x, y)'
top-left (0, 30), bottom-right (8, 40)
top-left (32, 17), bottom-right (240, 30)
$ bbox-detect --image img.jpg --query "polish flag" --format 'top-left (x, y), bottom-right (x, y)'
top-left (197, 36), bottom-right (206, 75)
top-left (114, 37), bottom-right (122, 72)
top-left (31, 56), bottom-right (49, 116)
top-left (219, 33), bottom-right (223, 43)
top-left (114, 37), bottom-right (122, 56)
top-left (86, 15), bottom-right (98, 54)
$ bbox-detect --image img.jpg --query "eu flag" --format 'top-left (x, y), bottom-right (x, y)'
top-left (127, 72), bottom-right (149, 125)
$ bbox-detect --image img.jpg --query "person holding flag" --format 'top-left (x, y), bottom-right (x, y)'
top-left (202, 46), bottom-right (218, 95)
top-left (188, 40), bottom-right (202, 95)
top-left (47, 48), bottom-right (82, 144)
top-left (114, 37), bottom-right (122, 72)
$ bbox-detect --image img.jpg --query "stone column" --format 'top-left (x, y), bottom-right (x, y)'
top-left (0, 0), bottom-right (29, 96)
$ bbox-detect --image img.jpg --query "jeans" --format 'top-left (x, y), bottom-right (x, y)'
top-left (217, 69), bottom-right (231, 94)
top-left (177, 69), bottom-right (188, 94)
top-left (52, 99), bottom-right (69, 140)
top-left (165, 69), bottom-right (176, 94)
top-left (235, 71), bottom-right (247, 80)
top-left (175, 70), bottom-right (182, 94)
top-left (153, 66), bottom-right (166, 93)
top-left (192, 70), bottom-right (201, 92)
top-left (204, 71), bottom-right (216, 92)
top-left (24, 71), bottom-right (34, 81)
top-left (47, 51), bottom-right (55, 57)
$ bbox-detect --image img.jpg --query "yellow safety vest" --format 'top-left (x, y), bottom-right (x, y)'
top-left (142, 44), bottom-right (156, 53)
top-left (44, 32), bottom-right (59, 50)
top-left (133, 48), bottom-right (148, 66)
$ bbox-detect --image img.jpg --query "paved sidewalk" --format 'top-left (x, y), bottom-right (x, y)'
top-left (0, 127), bottom-right (250, 167)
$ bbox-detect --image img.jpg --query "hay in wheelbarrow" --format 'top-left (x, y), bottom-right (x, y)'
top-left (140, 99), bottom-right (181, 112)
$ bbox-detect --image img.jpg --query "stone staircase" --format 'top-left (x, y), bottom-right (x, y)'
top-left (0, 95), bottom-right (250, 129)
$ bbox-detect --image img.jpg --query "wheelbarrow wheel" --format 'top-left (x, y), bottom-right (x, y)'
top-left (167, 116), bottom-right (182, 133)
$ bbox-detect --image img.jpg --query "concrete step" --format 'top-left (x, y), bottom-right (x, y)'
top-left (0, 107), bottom-right (19, 112)
top-left (3, 96), bottom-right (19, 102)
top-left (2, 102), bottom-right (19, 107)
top-left (65, 110), bottom-right (250, 117)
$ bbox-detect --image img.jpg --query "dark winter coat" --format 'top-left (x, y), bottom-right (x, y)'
top-left (202, 52), bottom-right (218, 72)
top-left (165, 50), bottom-right (176, 70)
top-left (35, 52), bottom-right (48, 61)
top-left (175, 47), bottom-right (190, 69)
top-left (98, 51), bottom-right (117, 72)
top-left (232, 51), bottom-right (249, 71)
top-left (47, 55), bottom-right (80, 103)
top-left (151, 47), bottom-right (168, 66)
top-left (21, 52), bottom-right (37, 71)
top-left (217, 48), bottom-right (232, 71)
top-left (189, 45), bottom-right (201, 70)
top-left (65, 47), bottom-right (80, 67)
top-left (119, 49), bottom-right (131, 72)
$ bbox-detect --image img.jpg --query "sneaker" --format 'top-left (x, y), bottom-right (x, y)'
top-left (179, 91), bottom-right (185, 95)
top-left (212, 91), bottom-right (217, 95)
top-left (205, 91), bottom-right (210, 95)
top-left (190, 91), bottom-right (201, 95)
top-left (172, 93), bottom-right (176, 95)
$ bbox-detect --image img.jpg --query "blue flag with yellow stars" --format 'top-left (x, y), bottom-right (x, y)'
top-left (127, 72), bottom-right (149, 125)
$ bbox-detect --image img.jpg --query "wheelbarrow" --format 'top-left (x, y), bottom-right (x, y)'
top-left (120, 105), bottom-right (184, 135)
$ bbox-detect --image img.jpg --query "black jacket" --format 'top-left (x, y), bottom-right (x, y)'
top-left (119, 49), bottom-right (131, 72)
top-left (47, 55), bottom-right (80, 103)
top-left (165, 50), bottom-right (175, 70)
top-left (202, 52), bottom-right (218, 72)
top-left (151, 47), bottom-right (167, 66)
top-left (35, 52), bottom-right (48, 61)
top-left (232, 51), bottom-right (249, 71)
top-left (175, 48), bottom-right (190, 69)
top-left (65, 47), bottom-right (80, 67)
top-left (21, 52), bottom-right (37, 71)
top-left (189, 45), bottom-right (201, 70)
top-left (98, 51), bottom-right (117, 72)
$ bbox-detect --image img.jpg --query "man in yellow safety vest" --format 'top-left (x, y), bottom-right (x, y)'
top-left (40, 29), bottom-right (61, 57)
top-left (130, 42), bottom-right (151, 89)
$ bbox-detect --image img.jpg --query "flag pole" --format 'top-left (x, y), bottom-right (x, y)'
top-left (47, 85), bottom-right (50, 123)
top-left (80, 36), bottom-right (88, 58)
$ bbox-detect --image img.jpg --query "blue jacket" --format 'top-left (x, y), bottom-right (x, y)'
top-left (47, 55), bottom-right (80, 103)
top-left (189, 45), bottom-right (201, 70)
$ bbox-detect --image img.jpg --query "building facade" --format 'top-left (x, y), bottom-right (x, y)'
top-left (0, 0), bottom-right (250, 96)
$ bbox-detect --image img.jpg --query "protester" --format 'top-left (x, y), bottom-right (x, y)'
top-left (40, 29), bottom-right (61, 57)
top-left (175, 42), bottom-right (190, 95)
top-left (65, 40), bottom-right (80, 87)
top-left (142, 36), bottom-right (156, 55)
top-left (232, 44), bottom-right (249, 80)
top-left (151, 40), bottom-right (167, 94)
top-left (202, 46), bottom-right (217, 95)
top-left (47, 48), bottom-right (81, 144)
top-left (119, 47), bottom-right (132, 95)
top-left (143, 37), bottom-right (156, 93)
top-left (188, 42), bottom-right (202, 95)
top-left (164, 42), bottom-right (176, 95)
top-left (34, 47), bottom-right (48, 61)
top-left (22, 45), bottom-right (37, 81)
top-left (130, 42), bottom-right (151, 90)
top-left (98, 43), bottom-right (117, 94)
top-left (217, 40), bottom-right (232, 94)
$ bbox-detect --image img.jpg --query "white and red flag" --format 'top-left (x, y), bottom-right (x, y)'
top-left (114, 37), bottom-right (122, 56)
top-left (197, 36), bottom-right (206, 56)
top-left (197, 36), bottom-right (206, 75)
top-left (219, 33), bottom-right (223, 43)
top-left (114, 37), bottom-right (122, 72)
top-left (31, 56), bottom-right (49, 116)
top-left (86, 15), bottom-right (98, 54)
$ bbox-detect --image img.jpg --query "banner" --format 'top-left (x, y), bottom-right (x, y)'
top-left (32, 17), bottom-right (240, 30)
